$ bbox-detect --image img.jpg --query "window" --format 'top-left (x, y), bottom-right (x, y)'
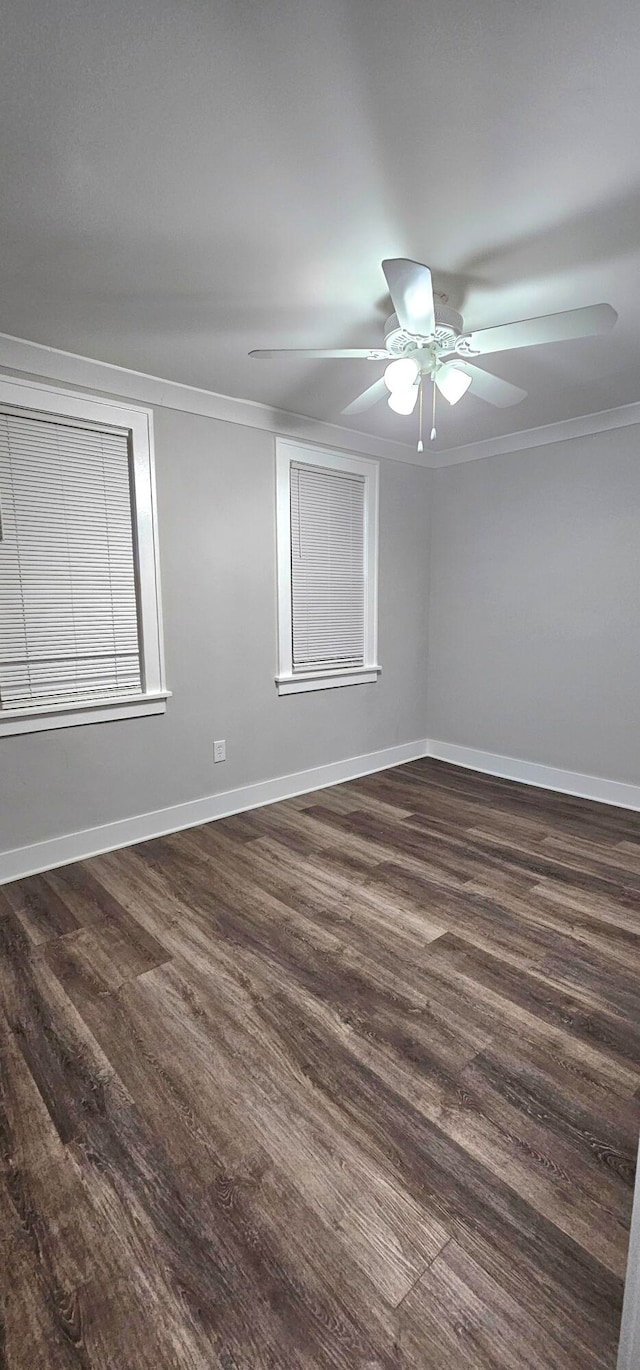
top-left (275, 439), bottom-right (380, 695)
top-left (0, 376), bottom-right (167, 736)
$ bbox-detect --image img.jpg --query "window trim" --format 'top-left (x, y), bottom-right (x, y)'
top-left (275, 438), bottom-right (380, 696)
top-left (0, 375), bottom-right (169, 736)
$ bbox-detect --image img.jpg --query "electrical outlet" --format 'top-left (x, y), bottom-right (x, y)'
top-left (213, 739), bottom-right (226, 764)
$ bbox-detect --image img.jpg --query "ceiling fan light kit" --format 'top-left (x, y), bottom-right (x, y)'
top-left (250, 258), bottom-right (617, 449)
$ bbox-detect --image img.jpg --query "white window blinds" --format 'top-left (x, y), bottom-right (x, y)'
top-left (290, 461), bottom-right (366, 672)
top-left (0, 409), bottom-right (142, 711)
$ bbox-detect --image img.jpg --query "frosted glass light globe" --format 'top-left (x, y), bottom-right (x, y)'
top-left (384, 357), bottom-right (419, 392)
top-left (388, 386), bottom-right (418, 415)
top-left (435, 363), bottom-right (472, 405)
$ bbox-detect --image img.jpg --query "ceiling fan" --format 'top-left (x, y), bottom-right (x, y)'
top-left (250, 258), bottom-right (618, 447)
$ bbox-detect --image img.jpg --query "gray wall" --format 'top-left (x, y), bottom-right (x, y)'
top-left (427, 425), bottom-right (640, 784)
top-left (5, 383), bottom-right (639, 860)
top-left (0, 401), bottom-right (432, 854)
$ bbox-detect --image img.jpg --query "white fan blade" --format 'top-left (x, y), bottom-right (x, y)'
top-left (381, 259), bottom-right (436, 337)
top-left (341, 379), bottom-right (388, 415)
top-left (249, 347), bottom-right (390, 360)
top-left (461, 363), bottom-right (527, 407)
top-left (459, 303), bottom-right (617, 357)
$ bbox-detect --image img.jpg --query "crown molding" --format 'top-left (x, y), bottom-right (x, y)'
top-left (428, 399), bottom-right (640, 467)
top-left (0, 331), bottom-right (419, 467)
top-left (2, 329), bottom-right (638, 470)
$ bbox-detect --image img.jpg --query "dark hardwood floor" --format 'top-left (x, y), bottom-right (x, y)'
top-left (1, 757), bottom-right (639, 1368)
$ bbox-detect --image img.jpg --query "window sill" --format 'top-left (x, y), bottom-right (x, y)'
top-left (276, 666), bottom-right (381, 696)
top-left (0, 691), bottom-right (171, 737)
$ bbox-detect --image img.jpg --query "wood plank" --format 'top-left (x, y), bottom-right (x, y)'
top-left (44, 864), bottom-right (170, 979)
top-left (254, 983), bottom-right (625, 1364)
top-left (398, 1240), bottom-right (595, 1369)
top-left (0, 912), bottom-right (115, 1147)
top-left (424, 932), bottom-right (640, 1073)
top-left (2, 875), bottom-right (88, 945)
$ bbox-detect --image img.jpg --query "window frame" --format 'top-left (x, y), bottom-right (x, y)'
top-left (275, 437), bottom-right (380, 696)
top-left (0, 375), bottom-right (168, 736)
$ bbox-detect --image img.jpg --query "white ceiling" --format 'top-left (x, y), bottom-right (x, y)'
top-left (2, 0), bottom-right (640, 451)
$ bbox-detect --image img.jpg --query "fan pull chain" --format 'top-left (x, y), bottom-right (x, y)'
top-left (417, 375), bottom-right (424, 452)
top-left (431, 379), bottom-right (437, 442)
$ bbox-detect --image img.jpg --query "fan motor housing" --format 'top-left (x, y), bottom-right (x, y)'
top-left (383, 304), bottom-right (463, 359)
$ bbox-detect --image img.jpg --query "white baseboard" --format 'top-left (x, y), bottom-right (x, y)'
top-left (0, 738), bottom-right (430, 885)
top-left (3, 736), bottom-right (640, 885)
top-left (427, 740), bottom-right (640, 811)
